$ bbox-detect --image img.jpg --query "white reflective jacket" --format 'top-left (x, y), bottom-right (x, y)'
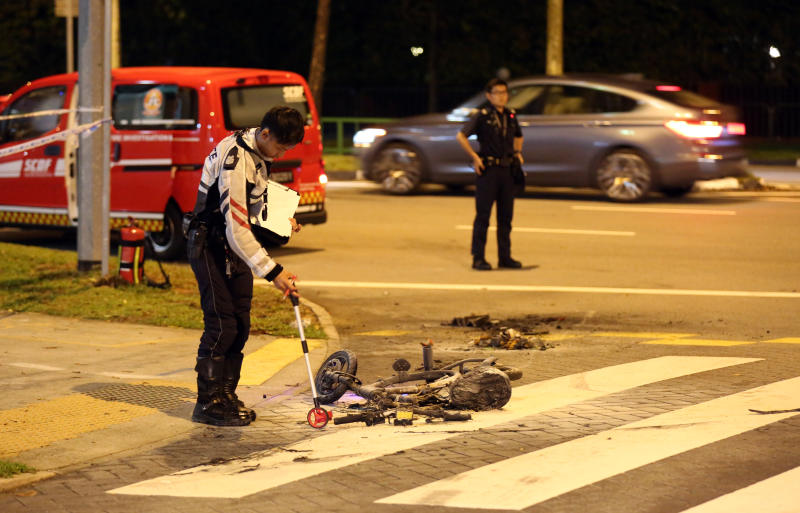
top-left (195, 128), bottom-right (280, 279)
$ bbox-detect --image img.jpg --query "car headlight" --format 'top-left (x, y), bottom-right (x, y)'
top-left (353, 128), bottom-right (387, 148)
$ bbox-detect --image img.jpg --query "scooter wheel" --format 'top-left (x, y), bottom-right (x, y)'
top-left (307, 407), bottom-right (330, 429)
top-left (315, 350), bottom-right (358, 404)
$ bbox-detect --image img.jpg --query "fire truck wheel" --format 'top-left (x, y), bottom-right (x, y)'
top-left (148, 205), bottom-right (185, 260)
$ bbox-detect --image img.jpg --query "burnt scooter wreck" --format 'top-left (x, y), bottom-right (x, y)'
top-left (313, 341), bottom-right (522, 426)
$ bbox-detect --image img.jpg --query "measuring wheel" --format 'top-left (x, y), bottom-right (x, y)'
top-left (307, 407), bottom-right (331, 429)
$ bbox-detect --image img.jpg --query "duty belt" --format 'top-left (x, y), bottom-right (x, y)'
top-left (482, 155), bottom-right (514, 167)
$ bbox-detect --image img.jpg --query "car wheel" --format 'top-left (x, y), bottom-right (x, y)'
top-left (370, 143), bottom-right (423, 194)
top-left (595, 149), bottom-right (653, 202)
top-left (661, 182), bottom-right (695, 197)
top-left (148, 204), bottom-right (185, 260)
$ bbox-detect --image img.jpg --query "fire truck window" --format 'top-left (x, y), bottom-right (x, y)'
top-left (112, 84), bottom-right (198, 130)
top-left (222, 85), bottom-right (311, 131)
top-left (0, 86), bottom-right (66, 144)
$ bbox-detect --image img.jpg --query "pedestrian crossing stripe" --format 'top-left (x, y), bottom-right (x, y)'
top-left (376, 375), bottom-right (800, 510)
top-left (107, 356), bottom-right (759, 498)
top-left (677, 465), bottom-right (800, 513)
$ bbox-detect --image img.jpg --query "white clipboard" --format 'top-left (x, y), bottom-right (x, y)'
top-left (249, 180), bottom-right (300, 238)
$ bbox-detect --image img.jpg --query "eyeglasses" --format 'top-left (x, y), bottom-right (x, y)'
top-left (489, 89), bottom-right (509, 96)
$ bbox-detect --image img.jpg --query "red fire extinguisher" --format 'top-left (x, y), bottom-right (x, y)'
top-left (118, 220), bottom-right (145, 284)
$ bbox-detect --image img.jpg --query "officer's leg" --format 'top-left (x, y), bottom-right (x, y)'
top-left (472, 168), bottom-right (497, 261)
top-left (189, 245), bottom-right (249, 426)
top-left (223, 260), bottom-right (256, 421)
top-left (496, 168), bottom-right (517, 264)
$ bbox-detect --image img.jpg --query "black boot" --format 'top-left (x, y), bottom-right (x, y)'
top-left (192, 355), bottom-right (250, 426)
top-left (223, 353), bottom-right (256, 422)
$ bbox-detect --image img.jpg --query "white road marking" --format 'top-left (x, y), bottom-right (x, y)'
top-left (572, 205), bottom-right (736, 215)
top-left (7, 362), bottom-right (65, 371)
top-left (377, 376), bottom-right (800, 510)
top-left (107, 356), bottom-right (757, 499)
top-left (677, 466), bottom-right (800, 513)
top-left (299, 280), bottom-right (800, 299)
top-left (455, 225), bottom-right (635, 236)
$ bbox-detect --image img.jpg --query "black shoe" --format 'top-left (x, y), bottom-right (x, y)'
top-left (498, 258), bottom-right (522, 269)
top-left (223, 353), bottom-right (257, 422)
top-left (472, 258), bottom-right (492, 271)
top-left (193, 356), bottom-right (251, 426)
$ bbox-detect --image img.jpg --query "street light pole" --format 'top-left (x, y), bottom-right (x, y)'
top-left (546, 0), bottom-right (563, 76)
top-left (77, 0), bottom-right (110, 273)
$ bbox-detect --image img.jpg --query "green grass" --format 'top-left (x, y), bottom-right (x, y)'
top-left (0, 460), bottom-right (34, 478)
top-left (323, 153), bottom-right (358, 171)
top-left (0, 242), bottom-right (325, 339)
top-left (742, 138), bottom-right (800, 162)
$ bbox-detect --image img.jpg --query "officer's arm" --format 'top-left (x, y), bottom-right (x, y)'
top-left (514, 136), bottom-right (524, 164)
top-left (457, 117), bottom-right (484, 173)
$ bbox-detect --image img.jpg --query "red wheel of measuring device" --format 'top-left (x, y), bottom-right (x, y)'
top-left (307, 407), bottom-right (330, 428)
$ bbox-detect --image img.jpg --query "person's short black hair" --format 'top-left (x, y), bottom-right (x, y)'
top-left (260, 106), bottom-right (305, 145)
top-left (485, 78), bottom-right (508, 93)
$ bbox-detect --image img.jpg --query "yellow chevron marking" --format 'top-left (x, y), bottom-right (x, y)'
top-left (354, 330), bottom-right (411, 336)
top-left (640, 338), bottom-right (751, 346)
top-left (239, 337), bottom-right (323, 386)
top-left (763, 337), bottom-right (800, 344)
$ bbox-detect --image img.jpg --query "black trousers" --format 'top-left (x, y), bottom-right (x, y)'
top-left (471, 165), bottom-right (515, 261)
top-left (189, 241), bottom-right (253, 359)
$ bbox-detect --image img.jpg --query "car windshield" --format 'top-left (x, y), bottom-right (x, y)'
top-left (222, 84), bottom-right (311, 130)
top-left (649, 89), bottom-right (721, 108)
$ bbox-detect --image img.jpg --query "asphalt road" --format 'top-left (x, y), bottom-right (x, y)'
top-left (273, 183), bottom-right (799, 350)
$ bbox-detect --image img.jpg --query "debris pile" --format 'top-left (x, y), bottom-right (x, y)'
top-left (448, 314), bottom-right (557, 351)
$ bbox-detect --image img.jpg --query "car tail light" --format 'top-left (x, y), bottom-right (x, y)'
top-left (726, 122), bottom-right (746, 135)
top-left (665, 120), bottom-right (723, 139)
top-left (656, 85), bottom-right (682, 91)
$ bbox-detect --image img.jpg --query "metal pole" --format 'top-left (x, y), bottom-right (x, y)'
top-left (66, 13), bottom-right (74, 73)
top-left (101, 0), bottom-right (112, 275)
top-left (546, 0), bottom-right (563, 76)
top-left (77, 0), bottom-right (109, 272)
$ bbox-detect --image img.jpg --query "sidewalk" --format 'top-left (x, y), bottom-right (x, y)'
top-left (0, 297), bottom-right (339, 492)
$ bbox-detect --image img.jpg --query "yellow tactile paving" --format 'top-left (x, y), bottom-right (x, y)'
top-left (640, 338), bottom-right (752, 347)
top-left (239, 337), bottom-right (324, 386)
top-left (763, 337), bottom-right (800, 344)
top-left (354, 330), bottom-right (411, 336)
top-left (0, 395), bottom-right (156, 457)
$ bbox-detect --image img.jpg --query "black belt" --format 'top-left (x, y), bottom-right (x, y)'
top-left (482, 155), bottom-right (514, 167)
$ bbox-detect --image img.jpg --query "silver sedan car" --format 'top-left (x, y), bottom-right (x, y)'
top-left (354, 74), bottom-right (747, 201)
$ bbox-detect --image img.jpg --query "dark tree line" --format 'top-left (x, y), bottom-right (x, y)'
top-left (1, 0), bottom-right (798, 115)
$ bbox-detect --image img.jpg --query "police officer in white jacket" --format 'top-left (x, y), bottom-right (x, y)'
top-left (186, 106), bottom-right (303, 426)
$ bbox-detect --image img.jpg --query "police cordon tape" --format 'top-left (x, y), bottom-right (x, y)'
top-left (0, 118), bottom-right (111, 159)
top-left (0, 106), bottom-right (103, 121)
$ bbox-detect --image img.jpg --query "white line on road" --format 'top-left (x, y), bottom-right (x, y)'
top-left (107, 356), bottom-right (758, 499)
top-left (298, 280), bottom-right (800, 299)
top-left (6, 362), bottom-right (65, 371)
top-left (377, 375), bottom-right (800, 510)
top-left (572, 205), bottom-right (737, 215)
top-left (455, 225), bottom-right (636, 236)
top-left (677, 466), bottom-right (800, 513)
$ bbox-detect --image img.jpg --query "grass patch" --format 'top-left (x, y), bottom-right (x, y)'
top-left (742, 138), bottom-right (800, 162)
top-left (0, 460), bottom-right (35, 478)
top-left (323, 153), bottom-right (358, 171)
top-left (0, 242), bottom-right (325, 339)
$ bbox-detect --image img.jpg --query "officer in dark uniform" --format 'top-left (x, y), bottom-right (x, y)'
top-left (456, 78), bottom-right (524, 270)
top-left (185, 106), bottom-right (304, 426)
